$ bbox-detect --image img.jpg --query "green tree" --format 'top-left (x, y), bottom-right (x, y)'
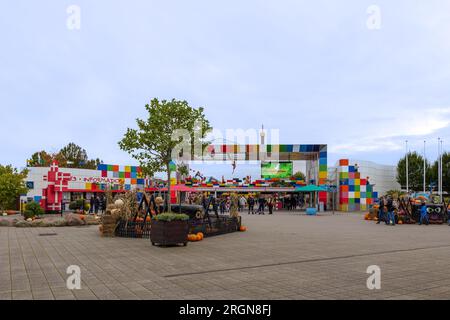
top-left (28, 143), bottom-right (102, 169)
top-left (429, 152), bottom-right (450, 193)
top-left (396, 151), bottom-right (432, 191)
top-left (0, 165), bottom-right (28, 211)
top-left (292, 171), bottom-right (306, 181)
top-left (118, 98), bottom-right (211, 211)
top-left (59, 143), bottom-right (90, 168)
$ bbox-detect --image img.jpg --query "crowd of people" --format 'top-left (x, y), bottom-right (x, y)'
top-left (185, 192), bottom-right (310, 215)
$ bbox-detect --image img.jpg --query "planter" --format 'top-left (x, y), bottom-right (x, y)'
top-left (150, 220), bottom-right (189, 246)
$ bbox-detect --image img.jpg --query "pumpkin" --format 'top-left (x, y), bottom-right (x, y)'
top-left (196, 232), bottom-right (204, 240)
top-left (398, 220), bottom-right (403, 225)
top-left (79, 214), bottom-right (85, 220)
top-left (188, 234), bottom-right (198, 241)
top-left (145, 216), bottom-right (151, 222)
top-left (239, 226), bottom-right (247, 232)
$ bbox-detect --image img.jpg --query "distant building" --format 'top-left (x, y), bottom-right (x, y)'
top-left (328, 159), bottom-right (401, 212)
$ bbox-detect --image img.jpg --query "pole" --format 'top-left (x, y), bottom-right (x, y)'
top-left (405, 140), bottom-right (409, 194)
top-left (423, 140), bottom-right (426, 193)
top-left (438, 138), bottom-right (441, 202)
top-left (440, 139), bottom-right (443, 203)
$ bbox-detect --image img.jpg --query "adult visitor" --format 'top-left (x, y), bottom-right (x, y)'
top-left (248, 196), bottom-right (255, 214)
top-left (419, 202), bottom-right (429, 225)
top-left (258, 195), bottom-right (265, 215)
top-left (386, 196), bottom-right (395, 226)
top-left (267, 196), bottom-right (274, 214)
top-left (377, 196), bottom-right (386, 224)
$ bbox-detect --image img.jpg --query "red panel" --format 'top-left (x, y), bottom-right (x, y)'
top-left (112, 165), bottom-right (119, 172)
top-left (125, 172), bottom-right (131, 178)
top-left (339, 159), bottom-right (349, 166)
top-left (102, 170), bottom-right (107, 177)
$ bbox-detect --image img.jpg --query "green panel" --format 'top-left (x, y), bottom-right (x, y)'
top-left (261, 162), bottom-right (293, 179)
top-left (366, 192), bottom-right (372, 198)
top-left (349, 198), bottom-right (355, 204)
top-left (267, 145), bottom-right (272, 152)
top-left (119, 172), bottom-right (125, 178)
top-left (319, 164), bottom-right (327, 171)
top-left (354, 185), bottom-right (360, 192)
top-left (107, 165), bottom-right (113, 171)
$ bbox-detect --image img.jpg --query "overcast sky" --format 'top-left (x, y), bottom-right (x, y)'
top-left (1, 1), bottom-right (450, 178)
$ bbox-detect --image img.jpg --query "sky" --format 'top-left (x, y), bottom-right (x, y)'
top-left (1, 0), bottom-right (450, 179)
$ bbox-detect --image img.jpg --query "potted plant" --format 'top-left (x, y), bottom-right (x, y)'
top-left (150, 213), bottom-right (189, 246)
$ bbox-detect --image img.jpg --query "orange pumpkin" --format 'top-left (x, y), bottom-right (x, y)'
top-left (145, 216), bottom-right (151, 222)
top-left (398, 220), bottom-right (403, 225)
top-left (188, 234), bottom-right (198, 241)
top-left (79, 214), bottom-right (85, 220)
top-left (239, 226), bottom-right (247, 232)
top-left (196, 232), bottom-right (204, 240)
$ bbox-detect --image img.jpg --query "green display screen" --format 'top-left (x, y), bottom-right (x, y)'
top-left (261, 162), bottom-right (293, 178)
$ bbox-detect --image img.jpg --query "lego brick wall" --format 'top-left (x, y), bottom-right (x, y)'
top-left (338, 159), bottom-right (378, 212)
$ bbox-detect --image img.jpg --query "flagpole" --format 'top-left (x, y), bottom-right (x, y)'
top-left (423, 140), bottom-right (426, 193)
top-left (405, 140), bottom-right (409, 194)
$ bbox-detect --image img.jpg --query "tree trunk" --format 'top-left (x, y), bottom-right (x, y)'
top-left (167, 163), bottom-right (171, 212)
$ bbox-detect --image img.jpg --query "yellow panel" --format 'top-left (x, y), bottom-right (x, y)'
top-left (319, 171), bottom-right (327, 179)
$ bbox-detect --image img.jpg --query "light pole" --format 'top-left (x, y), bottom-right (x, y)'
top-left (423, 140), bottom-right (426, 193)
top-left (438, 138), bottom-right (441, 202)
top-left (440, 139), bottom-right (443, 202)
top-left (405, 140), bottom-right (409, 194)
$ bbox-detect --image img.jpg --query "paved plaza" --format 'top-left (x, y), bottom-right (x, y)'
top-left (1, 211), bottom-right (450, 300)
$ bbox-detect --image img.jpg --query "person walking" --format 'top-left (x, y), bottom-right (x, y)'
top-left (239, 195), bottom-right (247, 212)
top-left (419, 202), bottom-right (429, 225)
top-left (258, 195), bottom-right (265, 215)
top-left (377, 196), bottom-right (385, 224)
top-left (267, 196), bottom-right (274, 214)
top-left (248, 196), bottom-right (255, 214)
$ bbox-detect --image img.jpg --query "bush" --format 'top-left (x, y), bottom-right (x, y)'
top-left (24, 202), bottom-right (44, 219)
top-left (69, 199), bottom-right (88, 211)
top-left (154, 213), bottom-right (189, 222)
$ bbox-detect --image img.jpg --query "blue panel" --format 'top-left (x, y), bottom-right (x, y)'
top-left (361, 192), bottom-right (366, 198)
top-left (373, 192), bottom-right (378, 198)
top-left (137, 179), bottom-right (145, 185)
top-left (355, 198), bottom-right (360, 204)
top-left (319, 151), bottom-right (327, 158)
top-left (97, 164), bottom-right (107, 171)
top-left (319, 158), bottom-right (327, 165)
top-left (348, 179), bottom-right (354, 185)
top-left (34, 196), bottom-right (42, 202)
top-left (348, 166), bottom-right (355, 173)
top-left (113, 171), bottom-right (119, 178)
top-left (131, 172), bottom-right (137, 179)
top-left (286, 145), bottom-right (293, 152)
top-left (300, 145), bottom-right (307, 152)
top-left (349, 185), bottom-right (355, 192)
top-left (125, 184), bottom-right (131, 190)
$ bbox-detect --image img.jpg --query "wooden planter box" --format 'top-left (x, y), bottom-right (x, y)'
top-left (150, 220), bottom-right (189, 246)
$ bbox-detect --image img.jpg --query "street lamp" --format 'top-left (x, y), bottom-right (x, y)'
top-left (405, 140), bottom-right (409, 194)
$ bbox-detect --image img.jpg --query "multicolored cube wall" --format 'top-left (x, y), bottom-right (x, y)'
top-left (96, 164), bottom-right (146, 191)
top-left (338, 159), bottom-right (378, 212)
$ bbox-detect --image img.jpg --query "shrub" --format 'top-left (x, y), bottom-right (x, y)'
top-left (154, 213), bottom-right (189, 222)
top-left (24, 202), bottom-right (44, 219)
top-left (69, 199), bottom-right (88, 211)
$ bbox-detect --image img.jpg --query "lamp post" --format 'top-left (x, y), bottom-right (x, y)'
top-left (423, 140), bottom-right (426, 193)
top-left (405, 140), bottom-right (409, 194)
top-left (440, 139), bottom-right (443, 203)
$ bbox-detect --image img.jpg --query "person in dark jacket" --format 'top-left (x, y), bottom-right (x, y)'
top-left (386, 197), bottom-right (395, 226)
top-left (257, 195), bottom-right (265, 214)
top-left (377, 196), bottom-right (385, 224)
top-left (248, 196), bottom-right (255, 214)
top-left (94, 197), bottom-right (100, 214)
